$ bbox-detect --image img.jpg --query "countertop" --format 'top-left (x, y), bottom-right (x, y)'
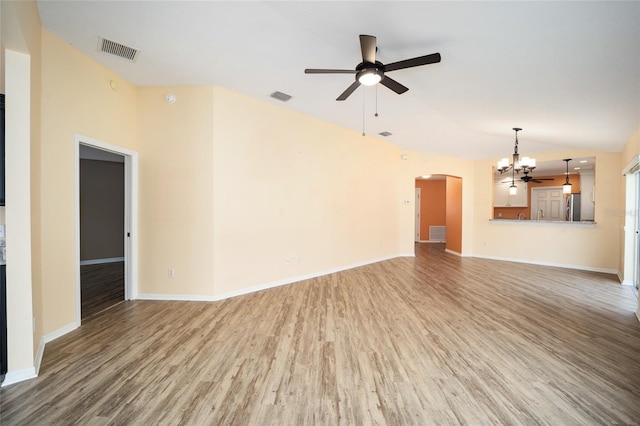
top-left (490, 218), bottom-right (596, 225)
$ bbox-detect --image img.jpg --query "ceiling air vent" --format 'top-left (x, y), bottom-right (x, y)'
top-left (379, 131), bottom-right (393, 137)
top-left (98, 37), bottom-right (139, 62)
top-left (270, 91), bottom-right (292, 102)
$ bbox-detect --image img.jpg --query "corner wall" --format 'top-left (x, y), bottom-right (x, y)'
top-left (39, 29), bottom-right (138, 337)
top-left (211, 87), bottom-right (409, 297)
top-left (445, 176), bottom-right (463, 254)
top-left (1, 0), bottom-right (41, 384)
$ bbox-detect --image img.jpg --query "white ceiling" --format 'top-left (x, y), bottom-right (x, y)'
top-left (36, 1), bottom-right (640, 160)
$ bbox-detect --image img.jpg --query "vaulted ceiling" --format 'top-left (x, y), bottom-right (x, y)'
top-left (36, 1), bottom-right (640, 160)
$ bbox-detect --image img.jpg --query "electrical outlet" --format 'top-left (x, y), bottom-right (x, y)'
top-left (168, 268), bottom-right (175, 278)
top-left (285, 258), bottom-right (291, 265)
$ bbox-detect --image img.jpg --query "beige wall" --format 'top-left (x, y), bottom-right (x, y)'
top-left (472, 150), bottom-right (622, 272)
top-left (39, 29), bottom-right (138, 337)
top-left (211, 87), bottom-right (409, 296)
top-left (622, 126), bottom-right (640, 167)
top-left (137, 86), bottom-right (215, 296)
top-left (619, 125), bottom-right (640, 288)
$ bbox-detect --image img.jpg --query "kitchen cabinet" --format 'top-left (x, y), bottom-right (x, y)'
top-left (494, 179), bottom-right (528, 207)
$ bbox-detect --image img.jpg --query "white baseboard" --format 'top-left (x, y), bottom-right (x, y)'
top-left (137, 293), bottom-right (217, 302)
top-left (34, 322), bottom-right (79, 375)
top-left (472, 254), bottom-right (618, 275)
top-left (80, 257), bottom-right (124, 266)
top-left (636, 310), bottom-right (640, 323)
top-left (138, 254), bottom-right (407, 303)
top-left (445, 249), bottom-right (462, 257)
top-left (398, 252), bottom-right (416, 257)
top-left (2, 367), bottom-right (36, 387)
top-left (416, 240), bottom-right (445, 244)
top-left (621, 279), bottom-right (634, 286)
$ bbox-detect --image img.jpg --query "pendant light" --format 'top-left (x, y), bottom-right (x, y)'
top-left (509, 167), bottom-right (517, 195)
top-left (563, 159), bottom-right (572, 194)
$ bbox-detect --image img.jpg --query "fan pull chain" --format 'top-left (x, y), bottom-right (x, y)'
top-left (375, 85), bottom-right (379, 117)
top-left (362, 88), bottom-right (366, 136)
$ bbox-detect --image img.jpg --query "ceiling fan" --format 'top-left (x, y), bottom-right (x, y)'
top-left (304, 35), bottom-right (441, 101)
top-left (520, 170), bottom-right (555, 184)
top-left (500, 170), bottom-right (555, 184)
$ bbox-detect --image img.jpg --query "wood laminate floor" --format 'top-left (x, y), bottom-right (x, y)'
top-left (81, 262), bottom-right (125, 320)
top-left (2, 244), bottom-right (639, 425)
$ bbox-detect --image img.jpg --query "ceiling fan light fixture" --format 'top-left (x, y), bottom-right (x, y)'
top-left (357, 69), bottom-right (383, 86)
top-left (509, 183), bottom-right (518, 195)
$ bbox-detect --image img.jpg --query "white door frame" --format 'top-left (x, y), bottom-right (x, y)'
top-left (622, 156), bottom-right (640, 287)
top-left (74, 134), bottom-right (138, 326)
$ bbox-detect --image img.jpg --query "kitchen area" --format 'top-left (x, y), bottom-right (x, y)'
top-left (492, 157), bottom-right (596, 224)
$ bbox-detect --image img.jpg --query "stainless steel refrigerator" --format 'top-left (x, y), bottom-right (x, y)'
top-left (566, 193), bottom-right (581, 222)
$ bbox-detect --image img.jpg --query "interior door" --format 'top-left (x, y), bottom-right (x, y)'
top-left (531, 187), bottom-right (565, 221)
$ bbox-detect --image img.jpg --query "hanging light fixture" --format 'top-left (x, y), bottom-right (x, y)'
top-left (509, 167), bottom-right (518, 195)
top-left (563, 158), bottom-right (572, 194)
top-left (497, 128), bottom-right (536, 175)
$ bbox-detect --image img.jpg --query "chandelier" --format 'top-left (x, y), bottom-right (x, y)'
top-left (497, 128), bottom-right (536, 195)
top-left (497, 128), bottom-right (536, 174)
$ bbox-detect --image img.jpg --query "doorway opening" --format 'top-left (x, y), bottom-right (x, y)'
top-left (79, 145), bottom-right (125, 319)
top-left (75, 135), bottom-right (138, 325)
top-left (414, 175), bottom-right (462, 255)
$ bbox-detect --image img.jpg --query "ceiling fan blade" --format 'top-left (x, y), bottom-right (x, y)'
top-left (336, 80), bottom-right (361, 101)
top-left (384, 52), bottom-right (441, 72)
top-left (360, 35), bottom-right (377, 64)
top-left (305, 68), bottom-right (357, 74)
top-left (380, 75), bottom-right (409, 94)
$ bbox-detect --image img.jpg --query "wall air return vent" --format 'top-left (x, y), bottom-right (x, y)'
top-left (98, 37), bottom-right (139, 62)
